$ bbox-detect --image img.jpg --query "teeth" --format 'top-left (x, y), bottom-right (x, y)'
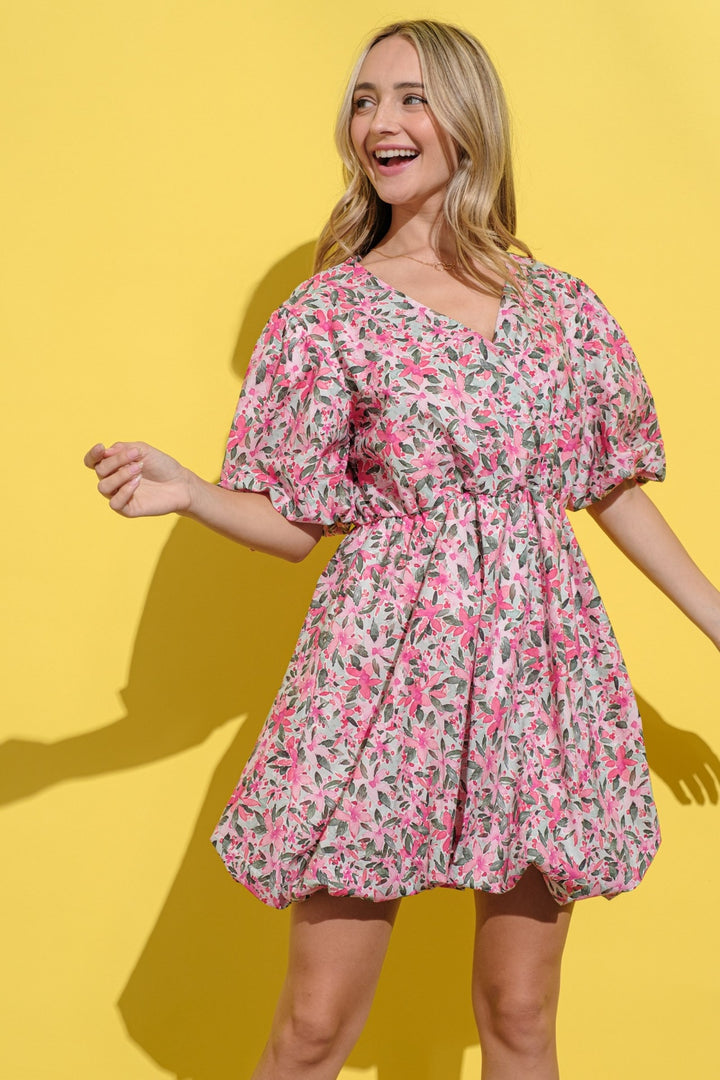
top-left (374, 149), bottom-right (418, 160)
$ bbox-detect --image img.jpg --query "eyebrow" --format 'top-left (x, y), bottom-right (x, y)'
top-left (353, 81), bottom-right (425, 92)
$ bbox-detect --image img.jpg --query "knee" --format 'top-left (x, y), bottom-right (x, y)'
top-left (269, 1000), bottom-right (346, 1067)
top-left (474, 983), bottom-right (555, 1057)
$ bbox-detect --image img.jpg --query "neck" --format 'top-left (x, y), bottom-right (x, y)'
top-left (381, 205), bottom-right (455, 260)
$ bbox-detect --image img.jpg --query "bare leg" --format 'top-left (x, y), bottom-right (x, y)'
top-left (472, 868), bottom-right (573, 1080)
top-left (251, 889), bottom-right (401, 1080)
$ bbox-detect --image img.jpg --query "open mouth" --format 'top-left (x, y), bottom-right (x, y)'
top-left (373, 149), bottom-right (420, 168)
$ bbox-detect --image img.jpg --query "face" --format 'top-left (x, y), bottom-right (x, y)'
top-left (349, 35), bottom-right (456, 213)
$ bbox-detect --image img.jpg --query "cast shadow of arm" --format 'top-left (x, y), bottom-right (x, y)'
top-left (2, 627), bottom-right (717, 812)
top-left (0, 518), bottom-right (335, 803)
top-left (0, 242), bottom-right (320, 808)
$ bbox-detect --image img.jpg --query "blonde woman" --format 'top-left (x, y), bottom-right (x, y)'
top-left (85, 20), bottom-right (720, 1080)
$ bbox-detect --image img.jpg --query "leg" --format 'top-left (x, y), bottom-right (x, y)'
top-left (472, 868), bottom-right (573, 1080)
top-left (251, 889), bottom-right (401, 1080)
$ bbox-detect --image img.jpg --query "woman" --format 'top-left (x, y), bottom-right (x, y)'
top-left (85, 19), bottom-right (720, 1080)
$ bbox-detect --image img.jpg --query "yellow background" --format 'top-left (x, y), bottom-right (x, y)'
top-left (2, 1), bottom-right (718, 1077)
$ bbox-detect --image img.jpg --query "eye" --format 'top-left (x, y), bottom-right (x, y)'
top-left (403, 94), bottom-right (427, 106)
top-left (352, 96), bottom-right (374, 112)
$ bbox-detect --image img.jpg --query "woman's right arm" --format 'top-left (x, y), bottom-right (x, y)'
top-left (84, 440), bottom-right (323, 563)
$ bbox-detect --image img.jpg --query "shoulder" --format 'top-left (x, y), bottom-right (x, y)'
top-left (257, 258), bottom-right (379, 358)
top-left (277, 258), bottom-right (367, 323)
top-left (513, 256), bottom-right (623, 341)
top-left (511, 255), bottom-right (591, 307)
top-left (250, 259), bottom-right (368, 374)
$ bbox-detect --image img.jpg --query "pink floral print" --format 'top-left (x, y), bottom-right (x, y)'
top-left (210, 255), bottom-right (666, 908)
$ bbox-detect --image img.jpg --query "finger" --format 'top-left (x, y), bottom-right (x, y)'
top-left (84, 443), bottom-right (106, 469)
top-left (94, 445), bottom-right (141, 480)
top-left (109, 475), bottom-right (142, 512)
top-left (668, 779), bottom-right (691, 806)
top-left (697, 763), bottom-right (718, 805)
top-left (103, 441), bottom-right (144, 458)
top-left (684, 773), bottom-right (704, 804)
top-left (97, 460), bottom-right (143, 498)
top-left (103, 441), bottom-right (127, 456)
top-left (706, 752), bottom-right (720, 784)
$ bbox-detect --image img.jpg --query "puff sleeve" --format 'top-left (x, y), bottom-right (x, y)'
top-left (219, 306), bottom-right (360, 536)
top-left (564, 278), bottom-right (666, 511)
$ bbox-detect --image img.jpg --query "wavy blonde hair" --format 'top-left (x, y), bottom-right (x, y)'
top-left (314, 19), bottom-right (531, 293)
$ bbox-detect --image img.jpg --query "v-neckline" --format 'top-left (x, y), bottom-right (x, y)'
top-left (350, 255), bottom-right (516, 347)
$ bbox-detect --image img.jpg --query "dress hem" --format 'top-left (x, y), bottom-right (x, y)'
top-left (213, 838), bottom-right (660, 911)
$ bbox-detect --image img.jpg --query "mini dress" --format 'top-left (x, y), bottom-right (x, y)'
top-left (210, 254), bottom-right (666, 908)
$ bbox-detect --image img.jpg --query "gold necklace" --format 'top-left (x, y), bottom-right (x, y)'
top-left (372, 247), bottom-right (459, 273)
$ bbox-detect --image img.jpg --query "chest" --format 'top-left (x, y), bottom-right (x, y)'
top-left (361, 262), bottom-right (504, 341)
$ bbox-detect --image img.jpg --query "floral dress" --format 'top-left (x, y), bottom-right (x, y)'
top-left (210, 255), bottom-right (666, 908)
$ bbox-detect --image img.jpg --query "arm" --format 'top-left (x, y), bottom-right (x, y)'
top-left (84, 441), bottom-right (323, 563)
top-left (586, 479), bottom-right (720, 648)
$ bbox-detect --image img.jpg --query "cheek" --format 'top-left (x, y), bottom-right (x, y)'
top-left (349, 116), bottom-right (367, 158)
top-left (418, 117), bottom-right (457, 173)
top-left (349, 120), bottom-right (374, 181)
top-left (433, 140), bottom-right (458, 180)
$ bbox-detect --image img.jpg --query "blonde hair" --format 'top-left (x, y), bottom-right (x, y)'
top-left (314, 19), bottom-right (532, 293)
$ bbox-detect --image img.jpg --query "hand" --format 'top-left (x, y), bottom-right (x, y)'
top-left (84, 441), bottom-right (193, 518)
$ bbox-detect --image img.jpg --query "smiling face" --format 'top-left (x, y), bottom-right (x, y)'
top-left (349, 35), bottom-right (457, 215)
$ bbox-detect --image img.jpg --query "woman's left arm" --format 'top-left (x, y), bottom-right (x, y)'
top-left (586, 479), bottom-right (720, 649)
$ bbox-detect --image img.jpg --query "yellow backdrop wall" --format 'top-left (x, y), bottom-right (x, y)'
top-left (2, 2), bottom-right (718, 1078)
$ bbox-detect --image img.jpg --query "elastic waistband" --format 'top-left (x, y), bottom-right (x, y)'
top-left (350, 484), bottom-right (562, 530)
top-left (422, 484), bottom-right (557, 508)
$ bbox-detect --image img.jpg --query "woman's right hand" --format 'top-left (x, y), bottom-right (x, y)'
top-left (84, 441), bottom-right (194, 518)
top-left (85, 440), bottom-right (323, 560)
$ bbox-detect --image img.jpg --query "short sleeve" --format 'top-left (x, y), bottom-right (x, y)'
top-left (563, 278), bottom-right (666, 511)
top-left (219, 307), bottom-right (359, 536)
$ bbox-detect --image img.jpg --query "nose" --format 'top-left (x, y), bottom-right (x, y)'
top-left (369, 98), bottom-right (401, 134)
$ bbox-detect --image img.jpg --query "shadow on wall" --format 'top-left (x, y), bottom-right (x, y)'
top-left (2, 244), bottom-right (719, 1079)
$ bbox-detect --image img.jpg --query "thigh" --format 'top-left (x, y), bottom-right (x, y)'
top-left (472, 868), bottom-right (573, 1002)
top-left (279, 889), bottom-right (401, 1023)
